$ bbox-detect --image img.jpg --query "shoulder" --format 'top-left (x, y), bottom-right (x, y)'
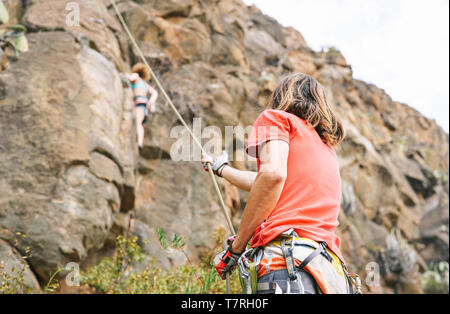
top-left (254, 109), bottom-right (309, 129)
top-left (258, 109), bottom-right (291, 118)
top-left (254, 109), bottom-right (292, 125)
top-left (255, 110), bottom-right (319, 143)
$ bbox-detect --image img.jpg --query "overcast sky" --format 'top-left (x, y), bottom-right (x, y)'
top-left (243, 0), bottom-right (449, 133)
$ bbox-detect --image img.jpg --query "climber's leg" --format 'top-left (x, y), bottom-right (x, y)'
top-left (135, 105), bottom-right (146, 148)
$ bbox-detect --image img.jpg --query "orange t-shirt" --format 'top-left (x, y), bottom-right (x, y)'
top-left (246, 109), bottom-right (344, 263)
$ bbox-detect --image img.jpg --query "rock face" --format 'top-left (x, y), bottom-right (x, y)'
top-left (0, 0), bottom-right (448, 293)
top-left (0, 28), bottom-right (137, 282)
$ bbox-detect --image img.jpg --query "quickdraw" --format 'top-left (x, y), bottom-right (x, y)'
top-left (237, 247), bottom-right (262, 294)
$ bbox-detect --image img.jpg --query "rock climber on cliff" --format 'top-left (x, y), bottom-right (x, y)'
top-left (125, 63), bottom-right (159, 150)
top-left (203, 73), bottom-right (360, 294)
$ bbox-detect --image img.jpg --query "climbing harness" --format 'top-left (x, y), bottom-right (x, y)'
top-left (131, 80), bottom-right (150, 105)
top-left (237, 229), bottom-right (362, 294)
top-left (131, 79), bottom-right (151, 123)
top-left (101, 0), bottom-right (236, 292)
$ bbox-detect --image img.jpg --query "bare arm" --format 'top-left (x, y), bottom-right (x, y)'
top-left (147, 84), bottom-right (158, 110)
top-left (231, 140), bottom-right (289, 253)
top-left (201, 153), bottom-right (257, 192)
top-left (220, 166), bottom-right (257, 192)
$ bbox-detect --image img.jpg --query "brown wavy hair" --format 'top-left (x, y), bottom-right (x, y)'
top-left (267, 73), bottom-right (344, 147)
top-left (132, 63), bottom-right (151, 81)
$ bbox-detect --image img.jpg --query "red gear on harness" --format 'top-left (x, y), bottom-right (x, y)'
top-left (214, 236), bottom-right (241, 280)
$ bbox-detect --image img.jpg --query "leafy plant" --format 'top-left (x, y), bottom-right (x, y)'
top-left (422, 262), bottom-right (449, 294)
top-left (325, 46), bottom-right (342, 63)
top-left (433, 168), bottom-right (449, 185)
top-left (80, 235), bottom-right (146, 293)
top-left (2, 229), bottom-right (241, 294)
top-left (1, 24), bottom-right (29, 55)
top-left (1, 2), bottom-right (29, 70)
top-left (156, 228), bottom-right (170, 250)
top-left (156, 228), bottom-right (190, 263)
top-left (81, 230), bottom-right (241, 294)
top-left (0, 233), bottom-right (33, 294)
top-left (0, 259), bottom-right (33, 294)
top-left (44, 268), bottom-right (65, 293)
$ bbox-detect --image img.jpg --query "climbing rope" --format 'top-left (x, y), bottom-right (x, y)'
top-left (101, 0), bottom-right (236, 292)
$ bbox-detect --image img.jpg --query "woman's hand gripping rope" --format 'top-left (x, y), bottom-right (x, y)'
top-left (202, 151), bottom-right (229, 177)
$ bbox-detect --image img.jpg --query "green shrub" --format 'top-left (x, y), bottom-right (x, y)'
top-left (2, 229), bottom-right (242, 294)
top-left (0, 259), bottom-right (33, 294)
top-left (0, 4), bottom-right (29, 56)
top-left (81, 230), bottom-right (241, 294)
top-left (325, 46), bottom-right (342, 63)
top-left (0, 233), bottom-right (34, 294)
top-left (422, 262), bottom-right (449, 294)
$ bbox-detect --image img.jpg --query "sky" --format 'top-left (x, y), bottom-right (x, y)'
top-left (243, 0), bottom-right (449, 133)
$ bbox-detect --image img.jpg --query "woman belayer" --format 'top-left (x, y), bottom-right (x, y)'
top-left (203, 73), bottom-right (359, 294)
top-left (126, 63), bottom-right (159, 150)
